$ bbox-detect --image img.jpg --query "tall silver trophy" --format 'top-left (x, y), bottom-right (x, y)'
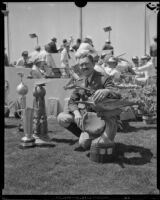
top-left (16, 73), bottom-right (35, 148)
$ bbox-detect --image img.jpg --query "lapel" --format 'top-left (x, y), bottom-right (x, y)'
top-left (85, 70), bottom-right (96, 87)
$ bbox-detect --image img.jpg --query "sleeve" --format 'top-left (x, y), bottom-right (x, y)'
top-left (102, 75), bottom-right (115, 88)
top-left (68, 90), bottom-right (81, 113)
top-left (137, 62), bottom-right (152, 72)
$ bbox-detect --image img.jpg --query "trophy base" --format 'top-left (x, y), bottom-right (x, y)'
top-left (90, 144), bottom-right (115, 163)
top-left (19, 136), bottom-right (36, 149)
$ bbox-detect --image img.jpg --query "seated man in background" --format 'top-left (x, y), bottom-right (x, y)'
top-left (116, 57), bottom-right (135, 75)
top-left (102, 56), bottom-right (121, 82)
top-left (132, 56), bottom-right (139, 71)
top-left (29, 44), bottom-right (57, 78)
top-left (93, 51), bottom-right (112, 76)
top-left (16, 51), bottom-right (33, 68)
top-left (135, 55), bottom-right (155, 85)
top-left (57, 53), bottom-right (121, 150)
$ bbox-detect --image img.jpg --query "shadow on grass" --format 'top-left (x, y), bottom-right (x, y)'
top-left (87, 142), bottom-right (153, 168)
top-left (50, 137), bottom-right (78, 145)
top-left (118, 122), bottom-right (157, 133)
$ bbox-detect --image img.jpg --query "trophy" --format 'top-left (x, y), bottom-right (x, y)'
top-left (16, 73), bottom-right (35, 148)
top-left (16, 72), bottom-right (28, 131)
top-left (32, 80), bottom-right (55, 147)
top-left (19, 107), bottom-right (35, 148)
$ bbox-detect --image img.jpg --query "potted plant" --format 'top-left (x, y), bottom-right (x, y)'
top-left (137, 84), bottom-right (157, 124)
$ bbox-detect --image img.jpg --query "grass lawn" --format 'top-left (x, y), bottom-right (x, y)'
top-left (3, 117), bottom-right (158, 195)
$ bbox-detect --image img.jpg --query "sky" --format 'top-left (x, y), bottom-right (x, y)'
top-left (4, 2), bottom-right (157, 62)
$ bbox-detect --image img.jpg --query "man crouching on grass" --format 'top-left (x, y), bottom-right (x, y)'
top-left (57, 53), bottom-right (121, 150)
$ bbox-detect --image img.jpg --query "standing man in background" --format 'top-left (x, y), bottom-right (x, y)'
top-left (60, 43), bottom-right (71, 77)
top-left (102, 40), bottom-right (114, 55)
top-left (150, 36), bottom-right (157, 69)
top-left (48, 37), bottom-right (58, 53)
top-left (16, 51), bottom-right (33, 68)
top-left (72, 38), bottom-right (81, 52)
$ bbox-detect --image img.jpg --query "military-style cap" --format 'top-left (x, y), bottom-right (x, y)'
top-left (107, 56), bottom-right (118, 63)
top-left (132, 56), bottom-right (139, 60)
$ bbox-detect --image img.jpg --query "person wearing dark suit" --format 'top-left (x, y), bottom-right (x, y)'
top-left (150, 36), bottom-right (157, 69)
top-left (57, 53), bottom-right (121, 150)
top-left (48, 37), bottom-right (58, 53)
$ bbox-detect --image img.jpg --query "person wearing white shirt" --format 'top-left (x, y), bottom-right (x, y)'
top-left (135, 55), bottom-right (155, 84)
top-left (102, 57), bottom-right (121, 81)
top-left (38, 44), bottom-right (57, 69)
top-left (60, 43), bottom-right (71, 77)
top-left (16, 51), bottom-right (32, 68)
top-left (132, 56), bottom-right (139, 71)
top-left (30, 44), bottom-right (57, 78)
top-left (29, 45), bottom-right (41, 63)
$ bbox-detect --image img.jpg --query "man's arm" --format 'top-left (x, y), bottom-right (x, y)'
top-left (136, 62), bottom-right (153, 72)
top-left (68, 90), bottom-right (81, 113)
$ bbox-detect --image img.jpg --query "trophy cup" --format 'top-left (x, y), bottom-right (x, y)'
top-left (32, 80), bottom-right (55, 147)
top-left (16, 73), bottom-right (35, 148)
top-left (19, 107), bottom-right (36, 148)
top-left (16, 72), bottom-right (28, 131)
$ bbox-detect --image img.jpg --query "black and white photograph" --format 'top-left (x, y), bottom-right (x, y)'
top-left (3, 1), bottom-right (158, 195)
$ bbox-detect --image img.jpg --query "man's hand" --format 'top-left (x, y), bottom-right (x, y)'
top-left (92, 89), bottom-right (110, 103)
top-left (74, 110), bottom-right (83, 129)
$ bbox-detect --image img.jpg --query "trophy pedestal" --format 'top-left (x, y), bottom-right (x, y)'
top-left (19, 136), bottom-right (35, 149)
top-left (90, 142), bottom-right (115, 163)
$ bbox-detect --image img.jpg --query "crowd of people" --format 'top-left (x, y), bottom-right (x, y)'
top-left (4, 35), bottom-right (157, 82)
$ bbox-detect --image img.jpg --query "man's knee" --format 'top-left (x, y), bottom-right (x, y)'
top-left (57, 112), bottom-right (74, 128)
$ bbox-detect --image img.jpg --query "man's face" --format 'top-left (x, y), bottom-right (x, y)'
top-left (79, 57), bottom-right (94, 77)
top-left (23, 55), bottom-right (28, 60)
top-left (108, 62), bottom-right (117, 68)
